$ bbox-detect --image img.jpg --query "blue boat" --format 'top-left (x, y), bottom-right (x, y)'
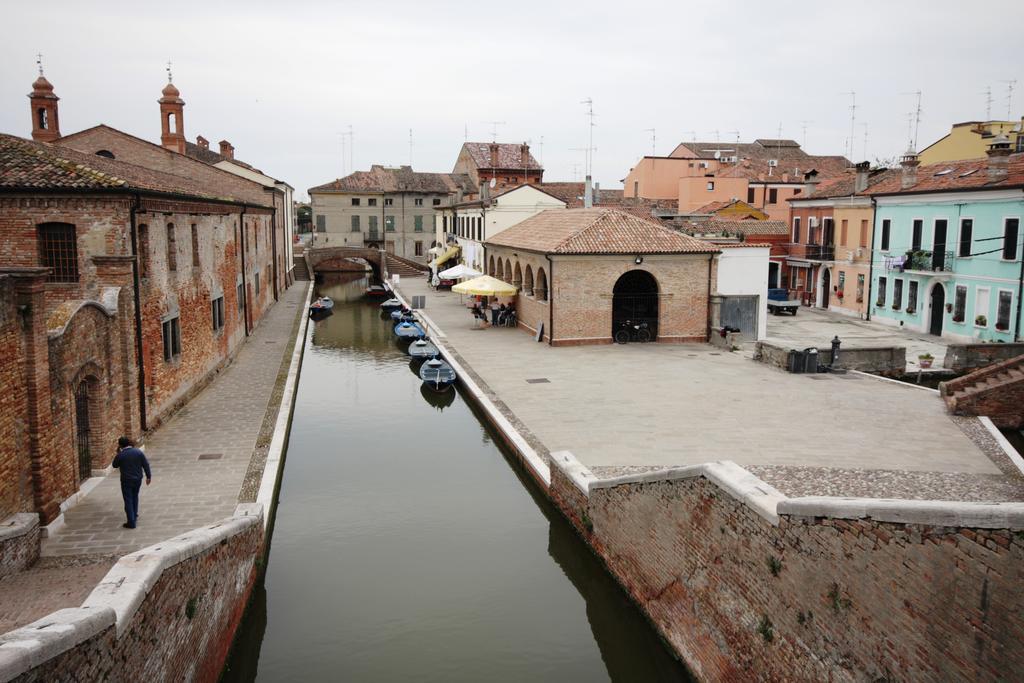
top-left (407, 338), bottom-right (439, 359)
top-left (390, 307), bottom-right (414, 321)
top-left (419, 357), bottom-right (456, 391)
top-left (394, 321), bottom-right (426, 340)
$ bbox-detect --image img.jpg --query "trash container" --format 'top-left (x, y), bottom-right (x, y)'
top-left (788, 349), bottom-right (805, 374)
top-left (803, 347), bottom-right (819, 374)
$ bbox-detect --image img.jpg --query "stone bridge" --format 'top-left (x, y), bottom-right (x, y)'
top-left (305, 246), bottom-right (430, 280)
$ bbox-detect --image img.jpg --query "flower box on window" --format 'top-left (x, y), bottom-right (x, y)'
top-left (995, 322), bottom-right (1009, 331)
top-left (975, 315), bottom-right (987, 327)
top-left (906, 307), bottom-right (915, 314)
top-left (892, 303), bottom-right (901, 310)
top-left (952, 315), bottom-right (965, 323)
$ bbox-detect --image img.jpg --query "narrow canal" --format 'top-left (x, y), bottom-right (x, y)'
top-left (223, 276), bottom-right (691, 682)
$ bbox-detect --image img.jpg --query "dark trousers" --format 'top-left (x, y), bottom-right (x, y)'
top-left (121, 478), bottom-right (142, 527)
top-left (490, 309), bottom-right (499, 324)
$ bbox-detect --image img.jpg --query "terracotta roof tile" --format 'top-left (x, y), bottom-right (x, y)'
top-left (865, 153), bottom-right (1024, 195)
top-left (462, 142), bottom-right (541, 170)
top-left (537, 182), bottom-right (625, 207)
top-left (680, 218), bottom-right (789, 236)
top-left (486, 208), bottom-right (719, 255)
top-left (309, 165), bottom-right (477, 195)
top-left (0, 132), bottom-right (259, 204)
top-left (788, 167), bottom-right (900, 201)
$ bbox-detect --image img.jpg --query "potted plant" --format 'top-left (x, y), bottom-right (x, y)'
top-left (996, 321), bottom-right (1009, 331)
top-left (906, 306), bottom-right (916, 314)
top-left (918, 352), bottom-right (934, 369)
top-left (975, 314), bottom-right (987, 327)
top-left (945, 303), bottom-right (953, 313)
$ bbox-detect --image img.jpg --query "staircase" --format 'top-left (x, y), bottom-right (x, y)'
top-left (940, 353), bottom-right (1024, 429)
top-left (383, 253), bottom-right (430, 279)
top-left (292, 255), bottom-right (310, 281)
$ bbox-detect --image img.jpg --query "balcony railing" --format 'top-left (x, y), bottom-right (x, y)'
top-left (900, 250), bottom-right (955, 273)
top-left (783, 243), bottom-right (834, 261)
top-left (365, 229), bottom-right (381, 242)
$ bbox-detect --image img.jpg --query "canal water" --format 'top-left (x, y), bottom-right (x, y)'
top-left (223, 276), bottom-right (691, 682)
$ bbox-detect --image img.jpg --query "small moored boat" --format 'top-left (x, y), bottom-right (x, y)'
top-left (394, 321), bottom-right (426, 340)
top-left (309, 296), bottom-right (334, 313)
top-left (419, 357), bottom-right (457, 391)
top-left (366, 284), bottom-right (390, 298)
top-left (390, 307), bottom-right (414, 321)
top-left (380, 298), bottom-right (403, 311)
top-left (407, 338), bottom-right (439, 359)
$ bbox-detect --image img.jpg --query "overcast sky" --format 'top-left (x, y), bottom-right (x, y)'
top-left (2, 1), bottom-right (1022, 200)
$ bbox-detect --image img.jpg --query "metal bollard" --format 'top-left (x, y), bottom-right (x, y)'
top-left (830, 335), bottom-right (841, 367)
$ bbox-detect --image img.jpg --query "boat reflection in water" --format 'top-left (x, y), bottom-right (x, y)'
top-left (419, 382), bottom-right (456, 411)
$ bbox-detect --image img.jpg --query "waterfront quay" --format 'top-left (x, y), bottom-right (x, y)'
top-left (396, 275), bottom-right (1024, 501)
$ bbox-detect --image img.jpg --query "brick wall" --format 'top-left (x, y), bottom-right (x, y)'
top-left (550, 458), bottom-right (1024, 681)
top-left (0, 515), bottom-right (40, 580)
top-left (2, 506), bottom-right (262, 683)
top-left (943, 343), bottom-right (1024, 372)
top-left (0, 278), bottom-right (33, 521)
top-left (942, 353), bottom-right (1024, 429)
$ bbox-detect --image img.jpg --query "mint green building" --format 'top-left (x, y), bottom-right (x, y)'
top-left (869, 142), bottom-right (1022, 342)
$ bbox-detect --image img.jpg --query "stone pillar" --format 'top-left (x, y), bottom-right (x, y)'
top-left (709, 294), bottom-right (724, 330)
top-left (93, 255), bottom-right (142, 443)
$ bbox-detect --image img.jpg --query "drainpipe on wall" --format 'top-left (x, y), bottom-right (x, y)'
top-left (239, 206), bottom-right (250, 337)
top-left (270, 193), bottom-right (280, 302)
top-left (545, 254), bottom-right (555, 345)
top-left (129, 193), bottom-right (148, 432)
top-left (1016, 228), bottom-right (1024, 342)
top-left (706, 253), bottom-right (715, 340)
top-left (866, 198), bottom-right (876, 322)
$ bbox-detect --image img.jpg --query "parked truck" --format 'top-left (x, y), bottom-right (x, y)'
top-left (767, 288), bottom-right (800, 315)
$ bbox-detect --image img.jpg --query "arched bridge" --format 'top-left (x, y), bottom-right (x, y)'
top-left (305, 246), bottom-right (430, 280)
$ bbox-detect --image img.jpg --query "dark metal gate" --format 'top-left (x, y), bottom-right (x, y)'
top-left (612, 270), bottom-right (659, 340)
top-left (74, 381), bottom-right (92, 482)
top-left (720, 296), bottom-right (758, 339)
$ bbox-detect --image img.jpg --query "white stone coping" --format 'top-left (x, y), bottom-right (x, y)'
top-left (393, 285), bottom-right (551, 487)
top-left (849, 369), bottom-right (940, 394)
top-left (41, 472), bottom-right (110, 539)
top-left (0, 504), bottom-right (262, 680)
top-left (979, 416), bottom-right (1024, 477)
top-left (0, 514), bottom-right (39, 543)
top-left (550, 450), bottom-right (1024, 530)
top-left (256, 281), bottom-right (314, 530)
top-left (779, 497), bottom-right (1024, 529)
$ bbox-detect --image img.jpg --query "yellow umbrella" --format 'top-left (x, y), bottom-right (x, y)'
top-left (451, 275), bottom-right (518, 296)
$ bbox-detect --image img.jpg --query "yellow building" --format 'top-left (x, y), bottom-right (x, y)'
top-left (918, 119), bottom-right (1024, 165)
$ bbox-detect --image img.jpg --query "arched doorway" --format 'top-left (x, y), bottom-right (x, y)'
top-left (489, 255), bottom-right (495, 276)
top-left (929, 284), bottom-right (945, 336)
top-left (821, 269), bottom-right (831, 308)
top-left (74, 378), bottom-right (95, 483)
top-left (612, 270), bottom-right (658, 341)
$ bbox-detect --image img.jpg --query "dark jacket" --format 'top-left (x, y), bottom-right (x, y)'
top-left (113, 447), bottom-right (152, 481)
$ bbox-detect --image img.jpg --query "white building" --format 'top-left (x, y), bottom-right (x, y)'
top-left (715, 244), bottom-right (771, 340)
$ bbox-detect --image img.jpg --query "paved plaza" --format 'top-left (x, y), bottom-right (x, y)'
top-left (40, 282), bottom-right (309, 557)
top-left (761, 306), bottom-right (950, 370)
top-left (397, 276), bottom-right (1022, 500)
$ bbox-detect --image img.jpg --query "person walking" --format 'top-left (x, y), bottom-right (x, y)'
top-left (112, 436), bottom-right (151, 529)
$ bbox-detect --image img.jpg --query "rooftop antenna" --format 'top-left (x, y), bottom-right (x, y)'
top-left (643, 128), bottom-right (656, 156)
top-left (166, 59), bottom-right (173, 84)
top-left (345, 125), bottom-right (354, 172)
top-left (901, 90), bottom-right (923, 150)
top-left (984, 85), bottom-right (993, 120)
top-left (539, 135), bottom-right (544, 165)
top-left (484, 121), bottom-right (506, 142)
top-left (905, 112), bottom-right (915, 150)
top-left (337, 132), bottom-right (347, 175)
top-left (409, 128), bottom-right (413, 166)
top-left (726, 130), bottom-right (740, 144)
top-left (36, 53), bottom-right (44, 76)
top-left (708, 129), bottom-right (720, 142)
top-left (581, 97), bottom-right (596, 177)
top-left (571, 163), bottom-right (580, 182)
top-left (799, 120), bottom-right (812, 148)
top-left (1002, 80), bottom-right (1017, 119)
top-left (680, 130), bottom-right (696, 143)
top-left (843, 91), bottom-right (856, 160)
top-left (861, 123), bottom-right (869, 161)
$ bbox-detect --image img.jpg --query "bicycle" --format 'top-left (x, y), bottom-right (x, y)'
top-left (614, 320), bottom-right (652, 344)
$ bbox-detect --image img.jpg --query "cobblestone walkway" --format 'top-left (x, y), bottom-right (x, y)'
top-left (41, 282), bottom-right (309, 557)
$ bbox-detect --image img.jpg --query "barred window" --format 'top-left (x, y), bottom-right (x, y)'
top-left (37, 222), bottom-right (79, 282)
top-left (191, 224), bottom-right (200, 268)
top-left (211, 296), bottom-right (225, 332)
top-left (876, 277), bottom-right (887, 306)
top-left (237, 282), bottom-right (244, 311)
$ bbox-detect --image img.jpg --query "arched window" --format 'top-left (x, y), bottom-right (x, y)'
top-left (37, 222), bottom-right (78, 282)
top-left (166, 223), bottom-right (177, 272)
top-left (489, 255), bottom-right (496, 276)
top-left (504, 259), bottom-right (512, 282)
top-left (524, 265), bottom-right (534, 296)
top-left (95, 150), bottom-right (115, 159)
top-left (513, 262), bottom-right (522, 287)
top-left (496, 258), bottom-right (504, 280)
top-left (167, 112), bottom-right (177, 133)
top-left (37, 108), bottom-right (48, 130)
top-left (536, 267), bottom-right (548, 302)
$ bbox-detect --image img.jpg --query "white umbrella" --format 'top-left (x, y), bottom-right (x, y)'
top-left (439, 264), bottom-right (482, 280)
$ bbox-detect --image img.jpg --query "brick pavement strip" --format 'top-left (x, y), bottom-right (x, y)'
top-left (40, 281), bottom-right (310, 558)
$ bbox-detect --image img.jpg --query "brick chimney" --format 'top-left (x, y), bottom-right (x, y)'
top-left (488, 143), bottom-right (499, 168)
top-left (520, 143), bottom-right (530, 168)
top-left (802, 170), bottom-right (819, 197)
top-left (985, 135), bottom-right (1011, 182)
top-left (219, 140), bottom-right (234, 159)
top-left (196, 135), bottom-right (209, 150)
top-left (29, 73), bottom-right (60, 142)
top-left (854, 161), bottom-right (871, 193)
top-left (900, 149), bottom-right (920, 189)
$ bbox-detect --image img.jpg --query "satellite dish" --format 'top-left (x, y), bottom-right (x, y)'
top-left (489, 178), bottom-right (496, 188)
top-left (714, 150), bottom-right (721, 159)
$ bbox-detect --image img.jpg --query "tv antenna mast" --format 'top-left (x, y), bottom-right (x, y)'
top-left (643, 128), bottom-right (656, 156)
top-left (484, 121), bottom-right (506, 142)
top-left (842, 91), bottom-right (857, 160)
top-left (902, 90), bottom-right (923, 150)
top-left (984, 86), bottom-right (993, 120)
top-left (680, 130), bottom-right (696, 143)
top-left (409, 128), bottom-right (414, 166)
top-left (861, 123), bottom-right (869, 161)
top-left (799, 120), bottom-right (812, 148)
top-left (726, 130), bottom-right (740, 144)
top-left (707, 129), bottom-right (721, 142)
top-left (581, 97), bottom-right (596, 177)
top-left (1001, 80), bottom-right (1018, 119)
top-left (342, 125), bottom-right (354, 173)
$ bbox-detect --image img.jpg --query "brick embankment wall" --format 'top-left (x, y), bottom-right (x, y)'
top-left (0, 515), bottom-right (40, 580)
top-left (754, 341), bottom-right (905, 374)
top-left (0, 505), bottom-right (262, 682)
top-left (550, 453), bottom-right (1024, 682)
top-left (941, 354), bottom-right (1024, 429)
top-left (944, 343), bottom-right (1024, 372)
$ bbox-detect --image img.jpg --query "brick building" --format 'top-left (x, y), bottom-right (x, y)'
top-left (309, 165), bottom-right (475, 262)
top-left (452, 142), bottom-right (543, 195)
top-left (0, 75), bottom-right (282, 525)
top-left (485, 209), bottom-right (719, 345)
